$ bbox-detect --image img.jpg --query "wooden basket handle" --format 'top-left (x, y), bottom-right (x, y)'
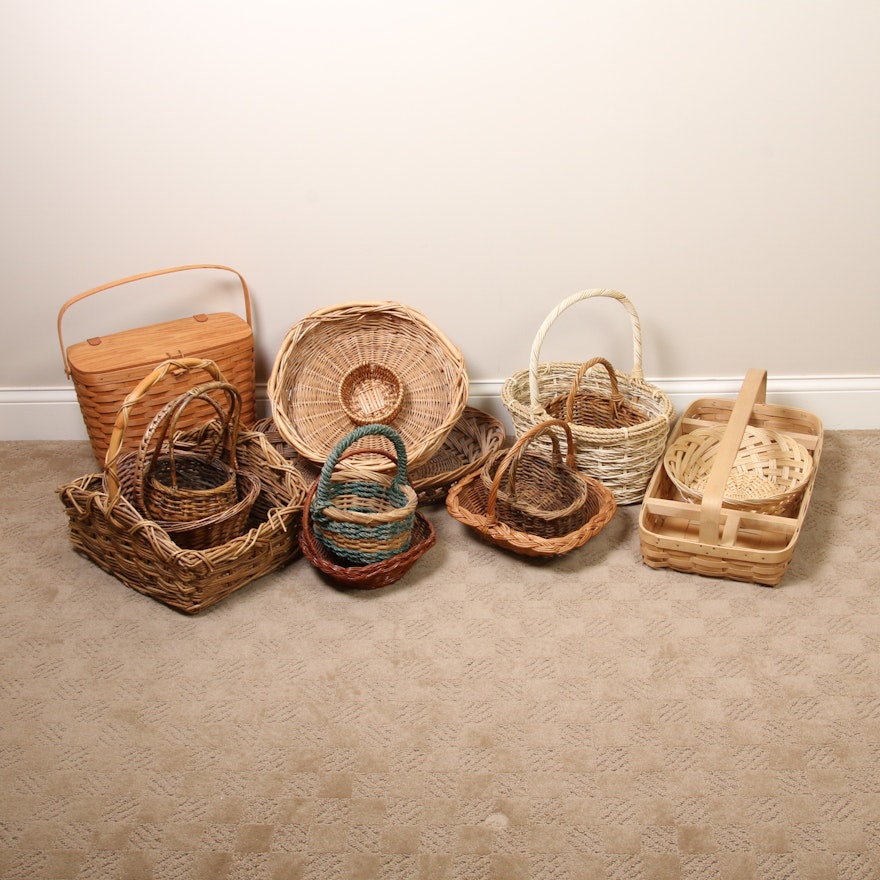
top-left (132, 380), bottom-right (242, 506)
top-left (563, 357), bottom-right (624, 421)
top-left (57, 264), bottom-right (252, 377)
top-left (697, 368), bottom-right (768, 544)
top-left (103, 358), bottom-right (225, 505)
top-left (528, 289), bottom-right (643, 410)
top-left (486, 419), bottom-right (575, 521)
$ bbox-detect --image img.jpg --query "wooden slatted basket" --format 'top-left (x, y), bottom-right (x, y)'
top-left (639, 368), bottom-right (823, 586)
top-left (58, 264), bottom-right (257, 466)
top-left (501, 289), bottom-right (675, 504)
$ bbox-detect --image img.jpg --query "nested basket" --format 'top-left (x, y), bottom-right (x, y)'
top-left (500, 289), bottom-right (675, 504)
top-left (446, 420), bottom-right (617, 557)
top-left (59, 358), bottom-right (307, 614)
top-left (664, 423), bottom-right (813, 516)
top-left (308, 424), bottom-right (419, 566)
top-left (108, 369), bottom-right (260, 550)
top-left (267, 301), bottom-right (469, 471)
top-left (136, 380), bottom-right (242, 523)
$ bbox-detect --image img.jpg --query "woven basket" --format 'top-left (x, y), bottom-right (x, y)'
top-left (255, 405), bottom-right (506, 505)
top-left (309, 424), bottom-right (419, 566)
top-left (58, 391), bottom-right (307, 613)
top-left (446, 420), bottom-right (617, 557)
top-left (501, 289), bottom-right (675, 504)
top-left (136, 381), bottom-right (242, 523)
top-left (301, 481), bottom-right (437, 589)
top-left (58, 263), bottom-right (256, 466)
top-left (479, 420), bottom-right (591, 537)
top-left (663, 423), bottom-right (813, 516)
top-left (544, 357), bottom-right (649, 430)
top-left (268, 301), bottom-right (469, 471)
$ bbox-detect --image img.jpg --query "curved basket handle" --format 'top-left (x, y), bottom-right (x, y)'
top-left (313, 423), bottom-right (409, 511)
top-left (528, 289), bottom-right (643, 410)
top-left (698, 368), bottom-right (768, 544)
top-left (133, 380), bottom-right (242, 505)
top-left (486, 419), bottom-right (575, 522)
top-left (563, 357), bottom-right (624, 422)
top-left (57, 264), bottom-right (252, 377)
top-left (103, 358), bottom-right (225, 505)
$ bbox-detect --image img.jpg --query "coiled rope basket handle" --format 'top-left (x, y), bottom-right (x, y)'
top-left (527, 289), bottom-right (644, 413)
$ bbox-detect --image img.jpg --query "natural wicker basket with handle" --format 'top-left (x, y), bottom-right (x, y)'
top-left (501, 289), bottom-right (674, 504)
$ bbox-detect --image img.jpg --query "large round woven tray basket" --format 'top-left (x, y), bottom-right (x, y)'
top-left (663, 424), bottom-right (813, 516)
top-left (500, 289), bottom-right (675, 505)
top-left (268, 301), bottom-right (469, 471)
top-left (446, 420), bottom-right (617, 557)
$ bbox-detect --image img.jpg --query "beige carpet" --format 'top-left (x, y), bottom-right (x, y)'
top-left (1, 432), bottom-right (879, 880)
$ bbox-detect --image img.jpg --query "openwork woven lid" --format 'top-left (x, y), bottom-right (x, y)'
top-left (268, 301), bottom-right (469, 470)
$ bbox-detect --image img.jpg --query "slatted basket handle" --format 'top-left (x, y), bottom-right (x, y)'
top-left (103, 358), bottom-right (225, 505)
top-left (486, 419), bottom-right (575, 522)
top-left (698, 368), bottom-right (768, 544)
top-left (528, 289), bottom-right (644, 410)
top-left (57, 264), bottom-right (252, 377)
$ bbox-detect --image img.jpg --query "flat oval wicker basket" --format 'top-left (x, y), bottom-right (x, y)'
top-left (268, 301), bottom-right (469, 471)
top-left (500, 289), bottom-right (674, 504)
top-left (663, 423), bottom-right (813, 516)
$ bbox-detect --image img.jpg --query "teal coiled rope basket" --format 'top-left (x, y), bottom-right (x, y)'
top-left (309, 423), bottom-right (418, 566)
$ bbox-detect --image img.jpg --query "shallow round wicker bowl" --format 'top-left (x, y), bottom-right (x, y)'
top-left (663, 424), bottom-right (813, 515)
top-left (268, 301), bottom-right (469, 471)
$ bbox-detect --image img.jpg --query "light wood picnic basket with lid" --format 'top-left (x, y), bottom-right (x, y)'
top-left (267, 301), bottom-right (469, 472)
top-left (446, 419), bottom-right (617, 557)
top-left (500, 289), bottom-right (675, 504)
top-left (58, 263), bottom-right (257, 466)
top-left (639, 368), bottom-right (823, 586)
top-left (57, 358), bottom-right (307, 613)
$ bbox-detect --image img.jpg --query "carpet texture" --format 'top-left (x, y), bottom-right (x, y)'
top-left (1, 432), bottom-right (879, 880)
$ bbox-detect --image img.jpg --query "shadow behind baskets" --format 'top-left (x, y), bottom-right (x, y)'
top-left (663, 423), bottom-right (813, 516)
top-left (501, 289), bottom-right (674, 504)
top-left (446, 419), bottom-right (617, 557)
top-left (58, 359), bottom-right (307, 614)
top-left (268, 301), bottom-right (469, 471)
top-left (308, 424), bottom-right (419, 566)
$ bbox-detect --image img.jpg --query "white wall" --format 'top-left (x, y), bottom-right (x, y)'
top-left (2, 0), bottom-right (879, 433)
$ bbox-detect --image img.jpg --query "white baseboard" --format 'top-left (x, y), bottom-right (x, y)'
top-left (1, 376), bottom-right (878, 441)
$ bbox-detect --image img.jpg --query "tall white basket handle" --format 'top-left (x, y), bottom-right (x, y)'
top-left (528, 289), bottom-right (643, 409)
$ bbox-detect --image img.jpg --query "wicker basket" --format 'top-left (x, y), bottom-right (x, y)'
top-left (309, 424), bottom-right (419, 566)
top-left (301, 482), bottom-right (437, 590)
top-left (446, 420), bottom-right (617, 557)
top-left (479, 420), bottom-right (591, 537)
top-left (267, 301), bottom-right (469, 471)
top-left (664, 424), bottom-right (813, 516)
top-left (136, 380), bottom-right (243, 523)
top-left (255, 405), bottom-right (506, 505)
top-left (58, 382), bottom-right (307, 614)
top-left (58, 264), bottom-right (257, 466)
top-left (544, 357), bottom-right (649, 430)
top-left (500, 289), bottom-right (675, 504)
top-left (639, 368), bottom-right (823, 587)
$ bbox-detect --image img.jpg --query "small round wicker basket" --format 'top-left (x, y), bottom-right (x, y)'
top-left (663, 424), bottom-right (813, 515)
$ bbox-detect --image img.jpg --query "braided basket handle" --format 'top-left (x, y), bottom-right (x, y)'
top-left (486, 419), bottom-right (575, 521)
top-left (314, 424), bottom-right (410, 510)
top-left (528, 289), bottom-right (644, 410)
top-left (564, 357), bottom-right (624, 421)
top-left (132, 380), bottom-right (242, 507)
top-left (698, 368), bottom-right (768, 544)
top-left (103, 358), bottom-right (225, 505)
top-left (57, 264), bottom-right (252, 377)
